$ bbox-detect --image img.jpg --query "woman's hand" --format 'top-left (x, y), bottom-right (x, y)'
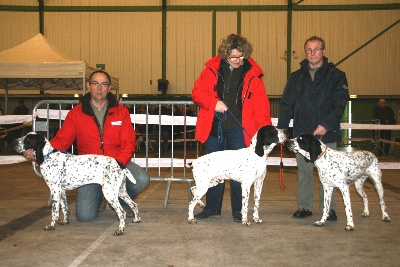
top-left (215, 100), bottom-right (228, 113)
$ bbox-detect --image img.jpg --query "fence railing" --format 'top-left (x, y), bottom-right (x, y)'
top-left (31, 100), bottom-right (200, 208)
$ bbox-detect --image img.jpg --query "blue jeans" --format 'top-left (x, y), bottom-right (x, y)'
top-left (295, 142), bottom-right (337, 212)
top-left (75, 161), bottom-right (150, 222)
top-left (203, 127), bottom-right (246, 216)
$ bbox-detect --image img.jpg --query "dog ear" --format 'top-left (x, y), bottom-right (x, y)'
top-left (254, 125), bottom-right (279, 157)
top-left (25, 134), bottom-right (46, 165)
top-left (308, 136), bottom-right (323, 163)
top-left (254, 126), bottom-right (267, 157)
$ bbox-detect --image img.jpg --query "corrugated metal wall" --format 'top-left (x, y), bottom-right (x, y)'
top-left (0, 1), bottom-right (398, 97)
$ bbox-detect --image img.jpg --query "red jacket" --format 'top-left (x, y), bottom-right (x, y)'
top-left (50, 92), bottom-right (135, 166)
top-left (192, 56), bottom-right (271, 146)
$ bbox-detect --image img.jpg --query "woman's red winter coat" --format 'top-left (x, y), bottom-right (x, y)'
top-left (192, 55), bottom-right (272, 146)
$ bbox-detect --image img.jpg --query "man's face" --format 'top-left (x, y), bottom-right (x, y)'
top-left (305, 40), bottom-right (326, 68)
top-left (87, 73), bottom-right (111, 102)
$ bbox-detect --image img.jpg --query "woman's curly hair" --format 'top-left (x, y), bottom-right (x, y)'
top-left (217, 34), bottom-right (253, 60)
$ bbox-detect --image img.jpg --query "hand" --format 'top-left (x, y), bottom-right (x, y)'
top-left (215, 100), bottom-right (228, 113)
top-left (313, 125), bottom-right (327, 136)
top-left (116, 160), bottom-right (126, 169)
top-left (23, 149), bottom-right (36, 161)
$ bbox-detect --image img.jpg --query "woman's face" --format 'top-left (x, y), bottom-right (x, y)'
top-left (227, 49), bottom-right (244, 69)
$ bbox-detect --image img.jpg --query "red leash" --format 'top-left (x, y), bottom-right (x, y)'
top-left (279, 144), bottom-right (286, 191)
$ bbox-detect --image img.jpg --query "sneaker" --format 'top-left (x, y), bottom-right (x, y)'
top-left (293, 208), bottom-right (312, 218)
top-left (194, 209), bottom-right (220, 219)
top-left (233, 212), bottom-right (242, 222)
top-left (327, 210), bottom-right (337, 221)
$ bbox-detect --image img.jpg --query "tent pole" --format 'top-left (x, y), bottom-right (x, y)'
top-left (5, 81), bottom-right (8, 115)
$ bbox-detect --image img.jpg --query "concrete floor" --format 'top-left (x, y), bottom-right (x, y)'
top-left (0, 147), bottom-right (399, 267)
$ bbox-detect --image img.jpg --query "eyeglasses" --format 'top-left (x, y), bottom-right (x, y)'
top-left (90, 82), bottom-right (110, 88)
top-left (228, 55), bottom-right (244, 60)
top-left (305, 47), bottom-right (324, 54)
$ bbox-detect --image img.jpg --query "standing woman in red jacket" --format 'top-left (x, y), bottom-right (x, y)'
top-left (191, 34), bottom-right (271, 221)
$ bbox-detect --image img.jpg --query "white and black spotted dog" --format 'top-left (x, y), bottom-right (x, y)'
top-left (186, 125), bottom-right (286, 226)
top-left (286, 133), bottom-right (390, 231)
top-left (12, 132), bottom-right (141, 236)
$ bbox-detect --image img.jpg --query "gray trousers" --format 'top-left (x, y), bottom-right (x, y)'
top-left (295, 142), bottom-right (337, 212)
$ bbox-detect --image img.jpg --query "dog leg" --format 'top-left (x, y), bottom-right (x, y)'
top-left (252, 178), bottom-right (264, 224)
top-left (58, 190), bottom-right (70, 225)
top-left (190, 186), bottom-right (205, 208)
top-left (188, 185), bottom-right (207, 224)
top-left (313, 184), bottom-right (333, 227)
top-left (339, 186), bottom-right (355, 231)
top-left (241, 183), bottom-right (251, 226)
top-left (104, 188), bottom-right (126, 236)
top-left (46, 189), bottom-right (62, 231)
top-left (354, 177), bottom-right (370, 217)
top-left (371, 177), bottom-right (391, 222)
top-left (118, 184), bottom-right (141, 223)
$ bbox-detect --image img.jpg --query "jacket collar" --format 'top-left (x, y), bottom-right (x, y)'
top-left (300, 56), bottom-right (329, 71)
top-left (80, 92), bottom-right (118, 115)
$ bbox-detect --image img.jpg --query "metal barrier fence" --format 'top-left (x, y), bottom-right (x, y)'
top-left (30, 100), bottom-right (400, 208)
top-left (31, 100), bottom-right (200, 208)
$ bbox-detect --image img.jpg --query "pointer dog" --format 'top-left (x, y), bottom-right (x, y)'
top-left (12, 132), bottom-right (141, 236)
top-left (186, 125), bottom-right (286, 226)
top-left (286, 133), bottom-right (390, 231)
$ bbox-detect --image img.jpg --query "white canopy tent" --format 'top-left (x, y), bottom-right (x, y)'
top-left (0, 33), bottom-right (119, 112)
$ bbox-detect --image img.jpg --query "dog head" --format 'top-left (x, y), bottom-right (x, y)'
top-left (12, 132), bottom-right (47, 165)
top-left (286, 133), bottom-right (322, 163)
top-left (254, 125), bottom-right (287, 157)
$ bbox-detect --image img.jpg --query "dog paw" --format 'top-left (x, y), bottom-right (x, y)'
top-left (253, 218), bottom-right (263, 224)
top-left (57, 219), bottom-right (69, 225)
top-left (345, 225), bottom-right (354, 231)
top-left (132, 217), bottom-right (141, 223)
top-left (313, 221), bottom-right (325, 227)
top-left (382, 216), bottom-right (391, 222)
top-left (113, 230), bottom-right (125, 236)
top-left (188, 219), bottom-right (197, 224)
top-left (361, 212), bottom-right (370, 217)
top-left (44, 225), bottom-right (55, 231)
top-left (241, 220), bottom-right (251, 226)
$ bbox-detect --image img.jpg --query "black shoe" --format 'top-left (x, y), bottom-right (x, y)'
top-left (233, 212), bottom-right (242, 222)
top-left (327, 210), bottom-right (337, 221)
top-left (194, 209), bottom-right (220, 219)
top-left (293, 208), bottom-right (312, 218)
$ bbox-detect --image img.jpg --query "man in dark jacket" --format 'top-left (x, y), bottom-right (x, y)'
top-left (278, 36), bottom-right (349, 221)
top-left (374, 99), bottom-right (395, 155)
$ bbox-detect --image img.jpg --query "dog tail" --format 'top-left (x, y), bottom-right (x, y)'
top-left (124, 169), bottom-right (137, 184)
top-left (185, 162), bottom-right (193, 168)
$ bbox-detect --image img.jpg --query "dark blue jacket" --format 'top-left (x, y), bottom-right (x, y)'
top-left (277, 57), bottom-right (349, 143)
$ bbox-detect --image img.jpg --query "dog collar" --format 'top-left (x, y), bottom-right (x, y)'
top-left (43, 149), bottom-right (57, 159)
top-left (315, 146), bottom-right (328, 161)
top-left (43, 149), bottom-right (72, 159)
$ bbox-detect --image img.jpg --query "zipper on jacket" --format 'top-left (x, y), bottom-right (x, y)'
top-left (242, 75), bottom-right (254, 106)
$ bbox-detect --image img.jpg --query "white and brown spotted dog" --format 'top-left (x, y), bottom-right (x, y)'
top-left (286, 133), bottom-right (390, 231)
top-left (186, 125), bottom-right (286, 226)
top-left (12, 132), bottom-right (141, 236)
